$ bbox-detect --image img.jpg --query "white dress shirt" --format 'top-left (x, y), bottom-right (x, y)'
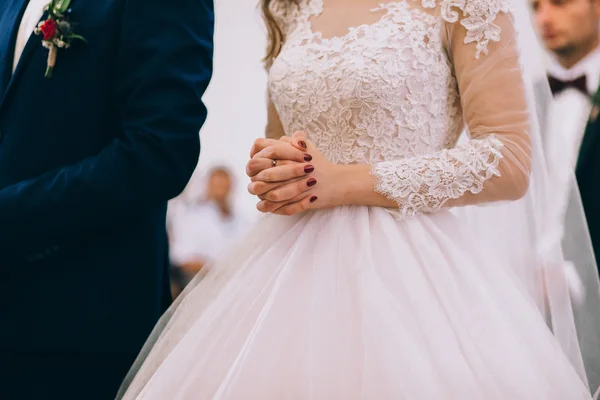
top-left (13, 0), bottom-right (48, 73)
top-left (546, 45), bottom-right (600, 167)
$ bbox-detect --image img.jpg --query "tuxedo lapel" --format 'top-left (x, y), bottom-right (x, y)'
top-left (576, 80), bottom-right (600, 177)
top-left (0, 0), bottom-right (30, 104)
top-left (576, 115), bottom-right (599, 178)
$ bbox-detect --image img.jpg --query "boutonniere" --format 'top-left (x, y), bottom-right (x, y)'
top-left (34, 0), bottom-right (87, 78)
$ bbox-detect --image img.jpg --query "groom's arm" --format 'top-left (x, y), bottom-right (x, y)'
top-left (0, 0), bottom-right (214, 263)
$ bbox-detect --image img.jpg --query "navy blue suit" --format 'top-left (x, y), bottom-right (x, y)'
top-left (0, 0), bottom-right (213, 398)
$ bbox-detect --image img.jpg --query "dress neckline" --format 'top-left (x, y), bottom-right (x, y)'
top-left (303, 0), bottom-right (438, 45)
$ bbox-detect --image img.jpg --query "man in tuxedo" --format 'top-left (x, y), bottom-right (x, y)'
top-left (0, 0), bottom-right (213, 399)
top-left (533, 0), bottom-right (600, 385)
top-left (532, 0), bottom-right (600, 263)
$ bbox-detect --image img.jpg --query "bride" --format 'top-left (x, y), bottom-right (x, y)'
top-left (119, 0), bottom-right (600, 398)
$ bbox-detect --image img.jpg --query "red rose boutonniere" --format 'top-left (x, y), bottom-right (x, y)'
top-left (34, 0), bottom-right (87, 78)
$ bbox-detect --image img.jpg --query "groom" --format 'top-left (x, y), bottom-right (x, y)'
top-left (0, 0), bottom-right (213, 399)
top-left (532, 0), bottom-right (600, 263)
top-left (532, 0), bottom-right (600, 387)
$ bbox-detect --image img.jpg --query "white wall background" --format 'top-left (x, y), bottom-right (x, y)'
top-left (184, 0), bottom-right (268, 218)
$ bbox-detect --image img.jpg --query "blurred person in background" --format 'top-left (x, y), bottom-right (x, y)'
top-left (532, 0), bottom-right (600, 266)
top-left (168, 166), bottom-right (251, 297)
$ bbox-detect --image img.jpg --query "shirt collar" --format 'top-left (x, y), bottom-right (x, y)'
top-left (547, 44), bottom-right (600, 94)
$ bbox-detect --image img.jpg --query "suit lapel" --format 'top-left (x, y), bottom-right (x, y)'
top-left (0, 0), bottom-right (30, 101)
top-left (0, 3), bottom-right (48, 111)
top-left (576, 116), bottom-right (599, 179)
top-left (576, 81), bottom-right (600, 178)
top-left (0, 25), bottom-right (43, 109)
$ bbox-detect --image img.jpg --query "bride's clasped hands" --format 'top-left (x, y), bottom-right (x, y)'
top-left (246, 131), bottom-right (394, 215)
top-left (246, 131), bottom-right (336, 215)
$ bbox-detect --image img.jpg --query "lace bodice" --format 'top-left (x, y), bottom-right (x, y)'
top-left (268, 0), bottom-right (531, 217)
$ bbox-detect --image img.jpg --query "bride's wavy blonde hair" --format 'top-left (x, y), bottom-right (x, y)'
top-left (261, 0), bottom-right (299, 67)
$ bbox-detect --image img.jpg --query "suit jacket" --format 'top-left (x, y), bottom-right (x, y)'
top-left (0, 0), bottom-right (213, 362)
top-left (576, 107), bottom-right (600, 265)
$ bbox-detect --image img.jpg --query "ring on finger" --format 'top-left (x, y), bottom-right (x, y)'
top-left (271, 159), bottom-right (278, 168)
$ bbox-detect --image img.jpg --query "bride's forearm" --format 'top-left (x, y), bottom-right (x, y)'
top-left (331, 164), bottom-right (399, 208)
top-left (331, 164), bottom-right (468, 210)
top-left (331, 138), bottom-right (529, 213)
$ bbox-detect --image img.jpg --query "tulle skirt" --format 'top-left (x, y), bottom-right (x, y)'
top-left (120, 206), bottom-right (592, 399)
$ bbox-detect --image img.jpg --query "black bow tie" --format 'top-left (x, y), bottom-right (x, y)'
top-left (548, 74), bottom-right (588, 96)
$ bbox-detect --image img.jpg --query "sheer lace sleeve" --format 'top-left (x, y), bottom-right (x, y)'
top-left (372, 0), bottom-right (531, 218)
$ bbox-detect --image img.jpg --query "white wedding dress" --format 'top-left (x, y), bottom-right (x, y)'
top-left (119, 0), bottom-right (596, 398)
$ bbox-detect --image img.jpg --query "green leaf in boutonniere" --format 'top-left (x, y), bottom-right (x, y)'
top-left (69, 34), bottom-right (88, 44)
top-left (51, 0), bottom-right (72, 16)
top-left (34, 0), bottom-right (86, 78)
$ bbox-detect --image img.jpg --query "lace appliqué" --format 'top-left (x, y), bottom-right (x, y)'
top-left (440, 0), bottom-right (512, 58)
top-left (269, 0), bottom-right (512, 216)
top-left (372, 135), bottom-right (504, 217)
top-left (269, 1), bottom-right (464, 166)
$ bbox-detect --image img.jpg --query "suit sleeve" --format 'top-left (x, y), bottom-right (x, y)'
top-left (0, 0), bottom-right (214, 262)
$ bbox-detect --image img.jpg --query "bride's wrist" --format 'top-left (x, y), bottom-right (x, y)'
top-left (329, 164), bottom-right (374, 206)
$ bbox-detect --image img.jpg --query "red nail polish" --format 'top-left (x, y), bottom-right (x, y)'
top-left (310, 196), bottom-right (318, 203)
top-left (299, 141), bottom-right (307, 149)
top-left (307, 178), bottom-right (317, 187)
top-left (304, 154), bottom-right (312, 162)
top-left (304, 165), bottom-right (314, 173)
